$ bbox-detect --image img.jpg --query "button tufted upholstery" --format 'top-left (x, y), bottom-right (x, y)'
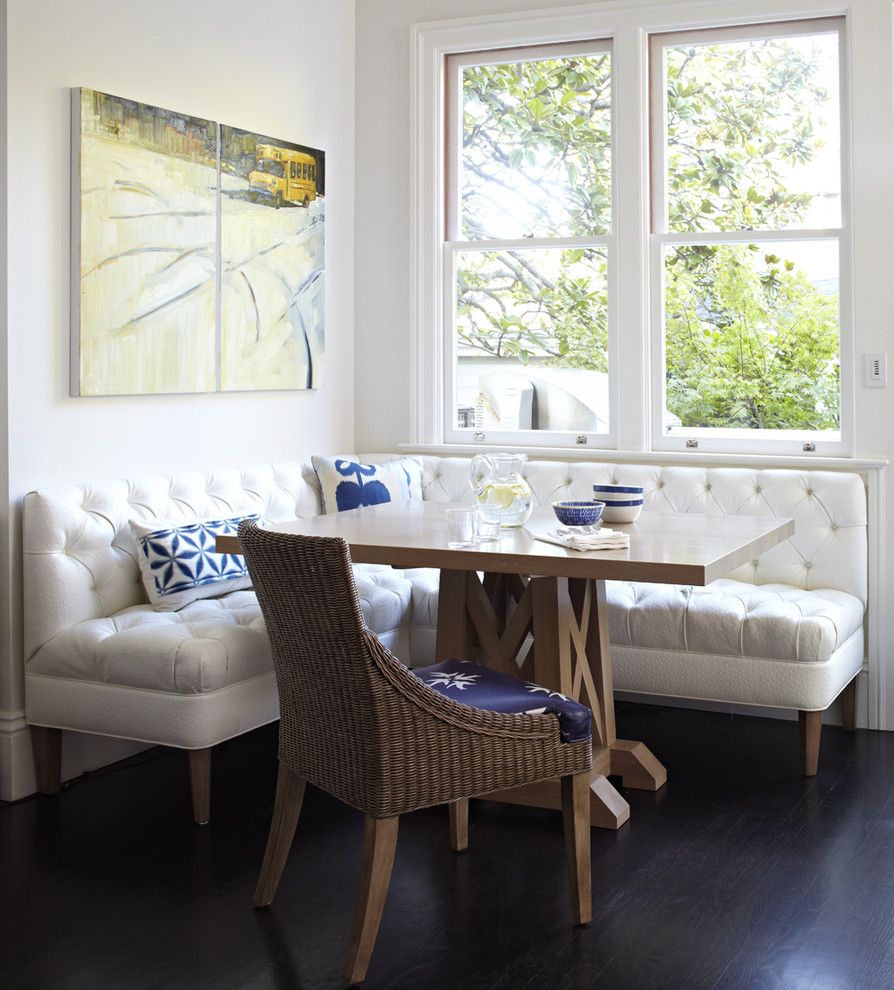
top-left (26, 567), bottom-right (422, 696)
top-left (23, 462), bottom-right (325, 661)
top-left (368, 453), bottom-right (869, 712)
top-left (23, 453), bottom-right (868, 755)
top-left (413, 457), bottom-right (868, 605)
top-left (23, 457), bottom-right (441, 749)
top-left (606, 579), bottom-right (863, 662)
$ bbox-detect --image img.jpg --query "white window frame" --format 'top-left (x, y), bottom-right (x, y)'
top-left (649, 16), bottom-right (852, 456)
top-left (412, 2), bottom-right (855, 459)
top-left (443, 41), bottom-right (619, 449)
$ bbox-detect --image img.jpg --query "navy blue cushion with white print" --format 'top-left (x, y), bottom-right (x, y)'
top-left (411, 659), bottom-right (592, 743)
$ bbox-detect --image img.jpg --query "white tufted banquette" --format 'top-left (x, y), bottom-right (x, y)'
top-left (24, 454), bottom-right (866, 793)
top-left (23, 459), bottom-right (441, 750)
top-left (412, 457), bottom-right (867, 712)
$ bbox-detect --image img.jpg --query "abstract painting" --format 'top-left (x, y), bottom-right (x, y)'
top-left (70, 88), bottom-right (326, 396)
top-left (219, 126), bottom-right (325, 390)
top-left (71, 89), bottom-right (218, 395)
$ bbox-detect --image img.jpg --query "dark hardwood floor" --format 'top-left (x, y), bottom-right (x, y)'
top-left (3, 704), bottom-right (893, 989)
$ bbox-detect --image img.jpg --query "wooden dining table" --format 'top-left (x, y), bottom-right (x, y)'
top-left (217, 502), bottom-right (794, 830)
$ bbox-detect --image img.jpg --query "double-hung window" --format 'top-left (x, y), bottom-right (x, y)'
top-left (444, 42), bottom-right (615, 446)
top-left (432, 16), bottom-right (848, 455)
top-left (651, 18), bottom-right (847, 454)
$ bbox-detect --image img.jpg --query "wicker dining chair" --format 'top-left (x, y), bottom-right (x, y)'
top-left (239, 521), bottom-right (594, 986)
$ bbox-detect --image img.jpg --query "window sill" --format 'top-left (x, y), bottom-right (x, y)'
top-left (398, 442), bottom-right (889, 472)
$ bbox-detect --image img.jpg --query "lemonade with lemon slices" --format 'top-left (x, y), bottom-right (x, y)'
top-left (476, 481), bottom-right (533, 527)
top-left (470, 452), bottom-right (534, 527)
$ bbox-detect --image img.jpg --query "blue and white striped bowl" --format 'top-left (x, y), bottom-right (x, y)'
top-left (593, 484), bottom-right (644, 522)
top-left (594, 484), bottom-right (644, 497)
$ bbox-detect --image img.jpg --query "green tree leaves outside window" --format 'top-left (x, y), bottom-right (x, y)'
top-left (458, 34), bottom-right (840, 432)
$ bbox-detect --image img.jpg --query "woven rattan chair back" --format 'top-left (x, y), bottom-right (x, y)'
top-left (239, 521), bottom-right (388, 811)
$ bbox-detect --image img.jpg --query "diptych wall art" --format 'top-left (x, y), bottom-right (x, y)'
top-left (70, 88), bottom-right (325, 396)
top-left (219, 125), bottom-right (325, 391)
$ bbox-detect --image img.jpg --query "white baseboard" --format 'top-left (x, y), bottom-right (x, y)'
top-left (0, 710), bottom-right (150, 802)
top-left (0, 712), bottom-right (36, 801)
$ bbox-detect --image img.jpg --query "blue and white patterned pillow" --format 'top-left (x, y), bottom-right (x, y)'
top-left (130, 514), bottom-right (260, 611)
top-left (312, 456), bottom-right (423, 514)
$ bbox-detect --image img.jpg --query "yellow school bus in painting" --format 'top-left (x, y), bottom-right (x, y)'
top-left (248, 144), bottom-right (317, 208)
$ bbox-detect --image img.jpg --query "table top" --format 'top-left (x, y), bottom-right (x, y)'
top-left (217, 502), bottom-right (795, 586)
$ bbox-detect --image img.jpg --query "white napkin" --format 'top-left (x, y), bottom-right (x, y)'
top-left (533, 525), bottom-right (630, 552)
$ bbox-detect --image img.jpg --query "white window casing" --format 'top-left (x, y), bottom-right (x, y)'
top-left (413, 0), bottom-right (855, 458)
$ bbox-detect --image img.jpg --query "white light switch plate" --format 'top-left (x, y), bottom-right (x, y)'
top-left (866, 353), bottom-right (887, 387)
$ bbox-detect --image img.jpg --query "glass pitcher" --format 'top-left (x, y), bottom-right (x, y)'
top-left (470, 453), bottom-right (534, 527)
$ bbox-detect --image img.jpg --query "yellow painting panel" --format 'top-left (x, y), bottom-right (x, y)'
top-left (75, 89), bottom-right (217, 395)
top-left (219, 124), bottom-right (325, 391)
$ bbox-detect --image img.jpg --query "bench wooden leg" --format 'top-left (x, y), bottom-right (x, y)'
top-left (31, 726), bottom-right (62, 795)
top-left (840, 677), bottom-right (857, 732)
top-left (799, 710), bottom-right (823, 777)
top-left (188, 748), bottom-right (212, 825)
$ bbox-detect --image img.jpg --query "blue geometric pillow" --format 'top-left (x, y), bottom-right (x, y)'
top-left (312, 456), bottom-right (423, 514)
top-left (130, 514), bottom-right (260, 611)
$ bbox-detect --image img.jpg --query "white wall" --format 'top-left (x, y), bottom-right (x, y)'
top-left (354, 0), bottom-right (894, 726)
top-left (0, 0), bottom-right (356, 799)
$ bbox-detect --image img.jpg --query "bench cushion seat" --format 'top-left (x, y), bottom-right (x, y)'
top-left (27, 565), bottom-right (421, 695)
top-left (30, 571), bottom-right (863, 697)
top-left (606, 578), bottom-right (863, 663)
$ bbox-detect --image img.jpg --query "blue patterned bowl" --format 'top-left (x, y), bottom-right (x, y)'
top-left (552, 500), bottom-right (605, 528)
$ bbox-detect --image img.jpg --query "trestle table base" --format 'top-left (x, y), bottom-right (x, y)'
top-left (435, 568), bottom-right (667, 830)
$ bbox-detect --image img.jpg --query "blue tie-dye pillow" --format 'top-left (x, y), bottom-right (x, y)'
top-left (130, 514), bottom-right (260, 611)
top-left (311, 456), bottom-right (423, 514)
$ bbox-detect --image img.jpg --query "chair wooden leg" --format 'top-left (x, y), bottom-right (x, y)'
top-left (449, 799), bottom-right (469, 852)
top-left (561, 771), bottom-right (592, 926)
top-left (31, 726), bottom-right (62, 795)
top-left (840, 677), bottom-right (857, 732)
top-left (254, 762), bottom-right (307, 908)
top-left (344, 815), bottom-right (399, 986)
top-left (799, 710), bottom-right (823, 777)
top-left (188, 747), bottom-right (212, 825)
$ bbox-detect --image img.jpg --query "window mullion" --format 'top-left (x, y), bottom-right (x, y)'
top-left (615, 23), bottom-right (650, 451)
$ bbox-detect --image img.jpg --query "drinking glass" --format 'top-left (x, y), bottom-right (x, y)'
top-left (446, 507), bottom-right (478, 548)
top-left (475, 509), bottom-right (502, 542)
